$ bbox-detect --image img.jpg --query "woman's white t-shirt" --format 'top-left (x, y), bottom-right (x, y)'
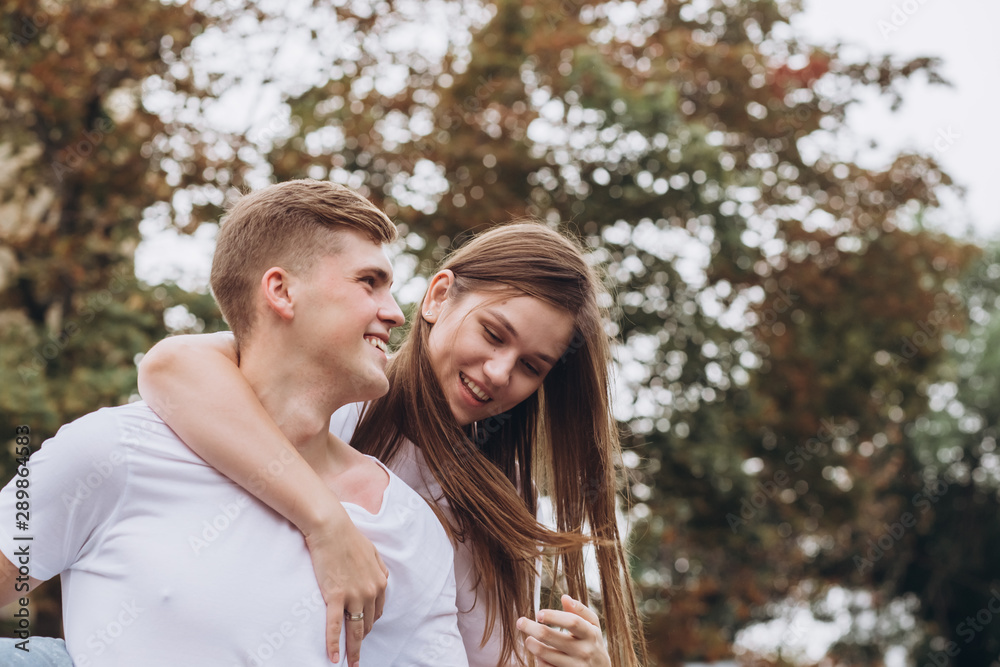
top-left (331, 403), bottom-right (539, 667)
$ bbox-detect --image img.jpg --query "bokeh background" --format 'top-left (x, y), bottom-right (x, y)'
top-left (2, 0), bottom-right (998, 665)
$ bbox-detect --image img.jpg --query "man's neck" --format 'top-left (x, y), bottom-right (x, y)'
top-left (237, 344), bottom-right (354, 475)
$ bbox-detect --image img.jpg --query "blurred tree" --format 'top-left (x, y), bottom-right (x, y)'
top-left (221, 0), bottom-right (981, 662)
top-left (0, 0), bottom-right (229, 636)
top-left (2, 0), bottom-right (990, 663)
top-left (880, 248), bottom-right (1000, 667)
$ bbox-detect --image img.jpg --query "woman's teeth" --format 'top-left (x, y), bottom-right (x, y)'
top-left (460, 372), bottom-right (491, 402)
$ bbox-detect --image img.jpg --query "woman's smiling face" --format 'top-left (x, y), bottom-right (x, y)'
top-left (422, 271), bottom-right (576, 427)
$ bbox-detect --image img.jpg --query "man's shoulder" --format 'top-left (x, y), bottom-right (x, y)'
top-left (41, 401), bottom-right (197, 475)
top-left (53, 401), bottom-right (168, 448)
top-left (57, 400), bottom-right (156, 430)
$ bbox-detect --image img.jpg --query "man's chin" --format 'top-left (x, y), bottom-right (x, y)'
top-left (353, 376), bottom-right (390, 403)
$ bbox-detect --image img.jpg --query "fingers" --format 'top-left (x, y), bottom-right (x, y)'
top-left (345, 610), bottom-right (365, 667)
top-left (522, 634), bottom-right (575, 667)
top-left (517, 608), bottom-right (609, 667)
top-left (526, 645), bottom-right (558, 667)
top-left (377, 550), bottom-right (389, 577)
top-left (535, 609), bottom-right (600, 641)
top-left (374, 588), bottom-right (385, 625)
top-left (375, 553), bottom-right (387, 623)
top-left (363, 596), bottom-right (375, 636)
top-left (517, 615), bottom-right (595, 652)
top-left (361, 560), bottom-right (386, 635)
top-left (326, 595), bottom-right (344, 664)
top-left (342, 562), bottom-right (385, 666)
top-left (304, 522), bottom-right (387, 665)
top-left (561, 595), bottom-right (600, 627)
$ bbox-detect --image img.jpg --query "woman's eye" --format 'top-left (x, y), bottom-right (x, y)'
top-left (484, 327), bottom-right (501, 343)
top-left (523, 361), bottom-right (540, 375)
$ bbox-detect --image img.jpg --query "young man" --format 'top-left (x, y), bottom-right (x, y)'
top-left (0, 180), bottom-right (467, 667)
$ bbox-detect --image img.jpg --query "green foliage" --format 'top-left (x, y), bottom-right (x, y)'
top-left (1, 0), bottom-right (994, 663)
top-left (0, 0), bottom-right (228, 636)
top-left (892, 250), bottom-right (1000, 667)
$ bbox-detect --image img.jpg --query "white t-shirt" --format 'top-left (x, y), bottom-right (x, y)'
top-left (331, 403), bottom-right (538, 667)
top-left (0, 402), bottom-right (467, 667)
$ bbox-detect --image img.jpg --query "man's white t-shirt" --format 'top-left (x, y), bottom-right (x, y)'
top-left (0, 402), bottom-right (467, 667)
top-left (331, 403), bottom-right (539, 667)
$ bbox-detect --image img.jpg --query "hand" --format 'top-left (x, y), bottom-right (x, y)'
top-left (304, 518), bottom-right (388, 666)
top-left (516, 595), bottom-right (612, 667)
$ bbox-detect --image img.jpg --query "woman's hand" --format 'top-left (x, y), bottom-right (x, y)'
top-left (516, 595), bottom-right (611, 667)
top-left (303, 512), bottom-right (388, 666)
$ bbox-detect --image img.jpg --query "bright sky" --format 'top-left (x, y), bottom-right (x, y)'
top-left (793, 0), bottom-right (1000, 241)
top-left (136, 0), bottom-right (1000, 290)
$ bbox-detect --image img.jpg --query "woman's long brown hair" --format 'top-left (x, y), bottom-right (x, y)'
top-left (352, 223), bottom-right (647, 666)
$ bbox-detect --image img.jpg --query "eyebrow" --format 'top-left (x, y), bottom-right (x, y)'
top-left (485, 308), bottom-right (557, 366)
top-left (359, 266), bottom-right (392, 284)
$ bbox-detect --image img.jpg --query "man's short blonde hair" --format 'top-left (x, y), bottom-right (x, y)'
top-left (210, 179), bottom-right (397, 346)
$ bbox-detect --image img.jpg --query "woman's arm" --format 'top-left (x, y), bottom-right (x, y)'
top-left (137, 332), bottom-right (386, 666)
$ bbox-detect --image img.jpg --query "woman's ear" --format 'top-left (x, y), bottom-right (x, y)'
top-left (261, 267), bottom-right (296, 321)
top-left (421, 270), bottom-right (455, 323)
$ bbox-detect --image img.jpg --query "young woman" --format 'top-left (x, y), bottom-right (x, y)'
top-left (138, 223), bottom-right (647, 667)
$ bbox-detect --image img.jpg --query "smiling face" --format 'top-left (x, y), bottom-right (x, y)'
top-left (422, 271), bottom-right (576, 427)
top-left (290, 228), bottom-right (405, 404)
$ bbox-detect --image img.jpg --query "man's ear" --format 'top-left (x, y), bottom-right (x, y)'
top-left (422, 269), bottom-right (455, 323)
top-left (261, 267), bottom-right (296, 321)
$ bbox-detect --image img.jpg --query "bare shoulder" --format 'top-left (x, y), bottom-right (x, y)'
top-left (326, 434), bottom-right (389, 514)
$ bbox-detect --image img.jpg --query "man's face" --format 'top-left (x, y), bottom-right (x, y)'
top-left (290, 229), bottom-right (404, 403)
